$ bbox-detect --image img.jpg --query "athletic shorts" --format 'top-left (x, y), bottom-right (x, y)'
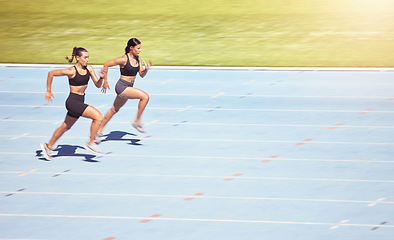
top-left (65, 92), bottom-right (89, 119)
top-left (115, 78), bottom-right (134, 95)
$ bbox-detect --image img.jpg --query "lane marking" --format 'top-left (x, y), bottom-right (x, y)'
top-left (140, 214), bottom-right (162, 223)
top-left (328, 123), bottom-right (346, 129)
top-left (330, 220), bottom-right (350, 229)
top-left (360, 108), bottom-right (375, 114)
top-left (371, 221), bottom-right (388, 230)
top-left (367, 197), bottom-right (386, 207)
top-left (173, 120), bottom-right (188, 126)
top-left (1, 213), bottom-right (393, 228)
top-left (177, 106), bottom-right (193, 112)
top-left (18, 169), bottom-right (38, 177)
top-left (1, 173), bottom-right (394, 183)
top-left (11, 133), bottom-right (30, 140)
top-left (1, 104), bottom-right (394, 113)
top-left (242, 80), bottom-right (256, 85)
top-left (4, 188), bottom-right (25, 197)
top-left (7, 119), bottom-right (394, 129)
top-left (1, 90), bottom-right (394, 99)
top-left (184, 193), bottom-right (205, 201)
top-left (2, 134), bottom-right (394, 145)
top-left (261, 155), bottom-right (279, 163)
top-left (52, 170), bottom-right (71, 178)
top-left (224, 173), bottom-right (243, 181)
top-left (144, 120), bottom-right (159, 126)
top-left (210, 92), bottom-right (225, 98)
top-left (296, 139), bottom-right (313, 145)
top-left (1, 191), bottom-right (394, 205)
top-left (2, 152), bottom-right (394, 163)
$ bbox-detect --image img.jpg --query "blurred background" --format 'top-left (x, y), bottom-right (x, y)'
top-left (0, 0), bottom-right (394, 67)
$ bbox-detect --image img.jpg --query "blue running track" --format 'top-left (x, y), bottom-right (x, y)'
top-left (1, 65), bottom-right (394, 240)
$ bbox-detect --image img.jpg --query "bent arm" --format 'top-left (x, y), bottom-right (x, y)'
top-left (45, 68), bottom-right (73, 103)
top-left (87, 65), bottom-right (103, 88)
top-left (139, 58), bottom-right (152, 78)
top-left (101, 56), bottom-right (127, 93)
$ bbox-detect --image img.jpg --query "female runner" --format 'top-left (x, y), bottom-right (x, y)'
top-left (99, 38), bottom-right (151, 135)
top-left (40, 47), bottom-right (104, 160)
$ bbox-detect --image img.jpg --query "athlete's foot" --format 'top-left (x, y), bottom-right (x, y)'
top-left (40, 143), bottom-right (53, 161)
top-left (95, 132), bottom-right (103, 144)
top-left (85, 141), bottom-right (101, 154)
top-left (132, 121), bottom-right (145, 133)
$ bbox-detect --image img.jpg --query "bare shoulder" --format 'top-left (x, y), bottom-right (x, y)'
top-left (63, 66), bottom-right (76, 76)
top-left (119, 55), bottom-right (128, 63)
top-left (86, 65), bottom-right (94, 72)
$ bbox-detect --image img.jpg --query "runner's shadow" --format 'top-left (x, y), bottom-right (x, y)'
top-left (101, 131), bottom-right (142, 145)
top-left (36, 144), bottom-right (99, 162)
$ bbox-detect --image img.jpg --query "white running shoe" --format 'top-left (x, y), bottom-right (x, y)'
top-left (85, 141), bottom-right (101, 154)
top-left (95, 132), bottom-right (103, 144)
top-left (132, 122), bottom-right (145, 133)
top-left (40, 143), bottom-right (53, 161)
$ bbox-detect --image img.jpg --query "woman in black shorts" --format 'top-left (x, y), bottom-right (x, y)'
top-left (40, 47), bottom-right (104, 160)
top-left (98, 38), bottom-right (152, 135)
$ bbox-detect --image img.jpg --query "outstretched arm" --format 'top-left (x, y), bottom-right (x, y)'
top-left (45, 68), bottom-right (73, 103)
top-left (101, 56), bottom-right (127, 93)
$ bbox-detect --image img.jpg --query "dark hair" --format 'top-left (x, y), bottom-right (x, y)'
top-left (65, 47), bottom-right (88, 63)
top-left (125, 38), bottom-right (141, 54)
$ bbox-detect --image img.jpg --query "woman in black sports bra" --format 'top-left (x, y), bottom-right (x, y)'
top-left (40, 47), bottom-right (104, 160)
top-left (98, 38), bottom-right (152, 134)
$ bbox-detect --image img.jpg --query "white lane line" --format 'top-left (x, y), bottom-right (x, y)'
top-left (1, 104), bottom-right (394, 113)
top-left (2, 119), bottom-right (394, 129)
top-left (1, 152), bottom-right (393, 163)
top-left (177, 106), bottom-right (193, 112)
top-left (0, 213), bottom-right (393, 228)
top-left (1, 191), bottom-right (394, 205)
top-left (367, 198), bottom-right (387, 207)
top-left (210, 92), bottom-right (225, 98)
top-left (144, 120), bottom-right (159, 126)
top-left (0, 90), bottom-right (393, 99)
top-left (330, 220), bottom-right (350, 229)
top-left (2, 134), bottom-right (394, 145)
top-left (10, 133), bottom-right (30, 140)
top-left (0, 171), bottom-right (394, 183)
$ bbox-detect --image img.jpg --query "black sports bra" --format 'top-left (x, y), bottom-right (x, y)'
top-left (69, 66), bottom-right (90, 86)
top-left (120, 54), bottom-right (139, 77)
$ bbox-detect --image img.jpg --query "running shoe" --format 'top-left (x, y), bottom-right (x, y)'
top-left (132, 122), bottom-right (145, 133)
top-left (85, 141), bottom-right (101, 154)
top-left (40, 143), bottom-right (53, 161)
top-left (95, 132), bottom-right (103, 144)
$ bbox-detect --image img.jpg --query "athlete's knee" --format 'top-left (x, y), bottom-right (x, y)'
top-left (62, 122), bottom-right (72, 131)
top-left (111, 105), bottom-right (121, 114)
top-left (95, 112), bottom-right (103, 122)
top-left (142, 92), bottom-right (149, 102)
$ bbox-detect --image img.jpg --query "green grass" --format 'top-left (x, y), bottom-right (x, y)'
top-left (1, 0), bottom-right (394, 67)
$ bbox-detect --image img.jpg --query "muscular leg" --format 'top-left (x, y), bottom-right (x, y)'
top-left (47, 115), bottom-right (78, 149)
top-left (98, 96), bottom-right (128, 134)
top-left (81, 105), bottom-right (103, 144)
top-left (119, 87), bottom-right (149, 123)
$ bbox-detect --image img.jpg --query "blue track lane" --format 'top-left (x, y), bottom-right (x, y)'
top-left (0, 66), bottom-right (394, 240)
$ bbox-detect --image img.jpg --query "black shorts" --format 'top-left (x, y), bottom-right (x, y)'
top-left (65, 92), bottom-right (89, 119)
top-left (115, 78), bottom-right (134, 95)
